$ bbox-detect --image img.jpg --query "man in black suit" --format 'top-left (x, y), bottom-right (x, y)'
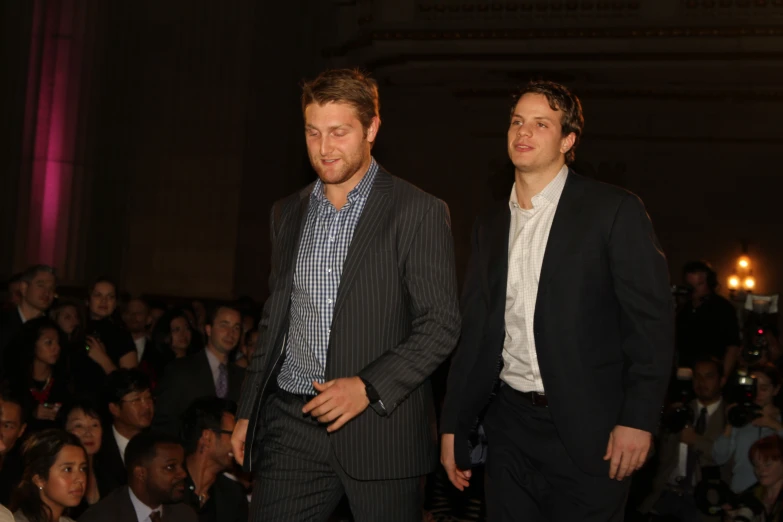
top-left (0, 265), bottom-right (56, 366)
top-left (153, 305), bottom-right (244, 436)
top-left (440, 81), bottom-right (674, 521)
top-left (230, 69), bottom-right (460, 522)
top-left (180, 396), bottom-right (248, 522)
top-left (79, 431), bottom-right (198, 522)
top-left (95, 369), bottom-right (155, 494)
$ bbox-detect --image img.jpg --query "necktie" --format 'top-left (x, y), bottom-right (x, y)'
top-left (149, 510), bottom-right (162, 522)
top-left (684, 406), bottom-right (708, 489)
top-left (216, 363), bottom-right (228, 398)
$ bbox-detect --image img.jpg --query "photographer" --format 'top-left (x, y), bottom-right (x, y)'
top-left (723, 435), bottom-right (783, 522)
top-left (714, 364), bottom-right (783, 494)
top-left (676, 261), bottom-right (741, 376)
top-left (639, 358), bottom-right (730, 521)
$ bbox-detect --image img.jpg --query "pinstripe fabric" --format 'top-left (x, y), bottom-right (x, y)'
top-left (237, 167), bottom-right (461, 488)
top-left (250, 391), bottom-right (421, 522)
top-left (277, 159), bottom-right (378, 395)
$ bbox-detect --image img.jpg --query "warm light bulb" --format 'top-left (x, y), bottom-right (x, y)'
top-left (738, 256), bottom-right (750, 269)
top-left (743, 276), bottom-right (755, 290)
top-left (728, 276), bottom-right (740, 289)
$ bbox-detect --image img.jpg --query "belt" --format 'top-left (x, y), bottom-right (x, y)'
top-left (277, 389), bottom-right (316, 404)
top-left (509, 388), bottom-right (549, 407)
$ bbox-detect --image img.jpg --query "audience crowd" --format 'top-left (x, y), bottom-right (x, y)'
top-left (0, 262), bottom-right (781, 522)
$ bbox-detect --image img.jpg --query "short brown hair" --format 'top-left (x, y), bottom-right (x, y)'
top-left (510, 80), bottom-right (584, 164)
top-left (750, 434), bottom-right (783, 463)
top-left (301, 68), bottom-right (380, 133)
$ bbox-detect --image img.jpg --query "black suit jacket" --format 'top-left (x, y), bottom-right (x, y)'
top-left (441, 170), bottom-right (674, 476)
top-left (78, 485), bottom-right (198, 522)
top-left (153, 350), bottom-right (245, 435)
top-left (183, 471), bottom-right (249, 522)
top-left (92, 426), bottom-right (127, 495)
top-left (236, 167), bottom-right (461, 480)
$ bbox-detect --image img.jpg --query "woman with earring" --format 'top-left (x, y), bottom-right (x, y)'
top-left (9, 429), bottom-right (87, 522)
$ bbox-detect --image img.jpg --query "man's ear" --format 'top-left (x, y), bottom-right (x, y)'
top-left (108, 402), bottom-right (121, 419)
top-left (560, 132), bottom-right (576, 155)
top-left (18, 423), bottom-right (27, 439)
top-left (19, 281), bottom-right (29, 299)
top-left (133, 464), bottom-right (147, 482)
top-left (365, 116), bottom-right (381, 145)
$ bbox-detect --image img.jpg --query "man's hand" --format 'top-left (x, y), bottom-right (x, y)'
top-left (231, 418), bottom-right (249, 466)
top-left (440, 433), bottom-right (471, 491)
top-left (303, 377), bottom-right (370, 433)
top-left (603, 425), bottom-right (652, 481)
top-left (680, 426), bottom-right (700, 446)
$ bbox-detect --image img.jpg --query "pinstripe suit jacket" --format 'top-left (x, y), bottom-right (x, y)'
top-left (237, 167), bottom-right (461, 480)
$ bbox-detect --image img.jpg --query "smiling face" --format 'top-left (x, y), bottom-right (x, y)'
top-left (507, 93), bottom-right (576, 177)
top-left (304, 101), bottom-right (379, 192)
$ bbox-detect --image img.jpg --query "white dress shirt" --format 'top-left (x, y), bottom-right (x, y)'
top-left (113, 425), bottom-right (131, 465)
top-left (129, 486), bottom-right (163, 522)
top-left (134, 337), bottom-right (146, 361)
top-left (500, 165), bottom-right (568, 393)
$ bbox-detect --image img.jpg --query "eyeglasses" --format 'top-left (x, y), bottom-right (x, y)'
top-left (120, 395), bottom-right (155, 406)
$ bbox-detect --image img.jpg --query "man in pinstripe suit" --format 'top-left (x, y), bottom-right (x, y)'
top-left (231, 68), bottom-right (461, 522)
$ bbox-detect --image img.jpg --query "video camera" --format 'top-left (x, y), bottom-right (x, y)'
top-left (725, 370), bottom-right (762, 428)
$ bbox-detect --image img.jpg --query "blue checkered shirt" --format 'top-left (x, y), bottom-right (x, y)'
top-left (277, 159), bottom-right (379, 395)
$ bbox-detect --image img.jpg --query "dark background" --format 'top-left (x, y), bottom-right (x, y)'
top-left (2, 0), bottom-right (782, 304)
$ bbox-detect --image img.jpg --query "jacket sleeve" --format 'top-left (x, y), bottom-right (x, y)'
top-left (358, 199), bottom-right (461, 415)
top-left (236, 203), bottom-right (282, 420)
top-left (608, 193), bottom-right (675, 434)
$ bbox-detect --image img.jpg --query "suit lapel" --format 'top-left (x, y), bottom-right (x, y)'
top-left (197, 351), bottom-right (217, 395)
top-left (537, 170), bottom-right (589, 290)
top-left (333, 169), bottom-right (393, 319)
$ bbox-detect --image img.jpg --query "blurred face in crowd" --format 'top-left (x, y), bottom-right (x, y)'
top-left (192, 301), bottom-right (207, 332)
top-left (110, 389), bottom-right (154, 432)
top-left (65, 409), bottom-right (102, 457)
top-left (124, 299), bottom-right (150, 336)
top-left (89, 281), bottom-right (117, 320)
top-left (216, 412), bottom-right (236, 469)
top-left (692, 361), bottom-right (722, 404)
top-left (54, 305), bottom-right (80, 337)
top-left (21, 270), bottom-right (56, 314)
top-left (170, 317), bottom-right (192, 353)
top-left (753, 456), bottom-right (783, 488)
top-left (35, 328), bottom-right (61, 367)
top-left (0, 399), bottom-right (26, 455)
top-left (140, 443), bottom-right (187, 505)
top-left (205, 308), bottom-right (241, 356)
top-left (304, 101), bottom-right (378, 189)
top-left (0, 403), bottom-right (6, 460)
top-left (753, 372), bottom-right (781, 408)
top-left (685, 271), bottom-right (711, 301)
top-left (34, 444), bottom-right (87, 512)
top-left (507, 93), bottom-right (575, 177)
top-left (242, 330), bottom-right (258, 362)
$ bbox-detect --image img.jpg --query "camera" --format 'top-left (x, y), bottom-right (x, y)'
top-left (725, 370), bottom-right (762, 428)
top-left (671, 284), bottom-right (693, 297)
top-left (662, 368), bottom-right (695, 432)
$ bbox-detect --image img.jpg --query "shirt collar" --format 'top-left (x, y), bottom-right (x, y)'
top-left (205, 347), bottom-right (222, 374)
top-left (128, 485), bottom-right (162, 522)
top-left (112, 425), bottom-right (131, 464)
top-left (311, 157), bottom-right (379, 205)
top-left (509, 164), bottom-right (569, 210)
top-left (17, 306), bottom-right (28, 324)
top-left (696, 398), bottom-right (722, 417)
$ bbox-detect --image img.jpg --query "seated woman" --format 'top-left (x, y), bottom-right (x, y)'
top-left (9, 429), bottom-right (87, 522)
top-left (56, 400), bottom-right (108, 519)
top-left (235, 326), bottom-right (258, 369)
top-left (70, 278), bottom-right (137, 397)
top-left (150, 308), bottom-right (201, 370)
top-left (714, 363), bottom-right (783, 493)
top-left (48, 301), bottom-right (82, 345)
top-left (724, 434), bottom-right (783, 522)
top-left (2, 318), bottom-right (71, 435)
